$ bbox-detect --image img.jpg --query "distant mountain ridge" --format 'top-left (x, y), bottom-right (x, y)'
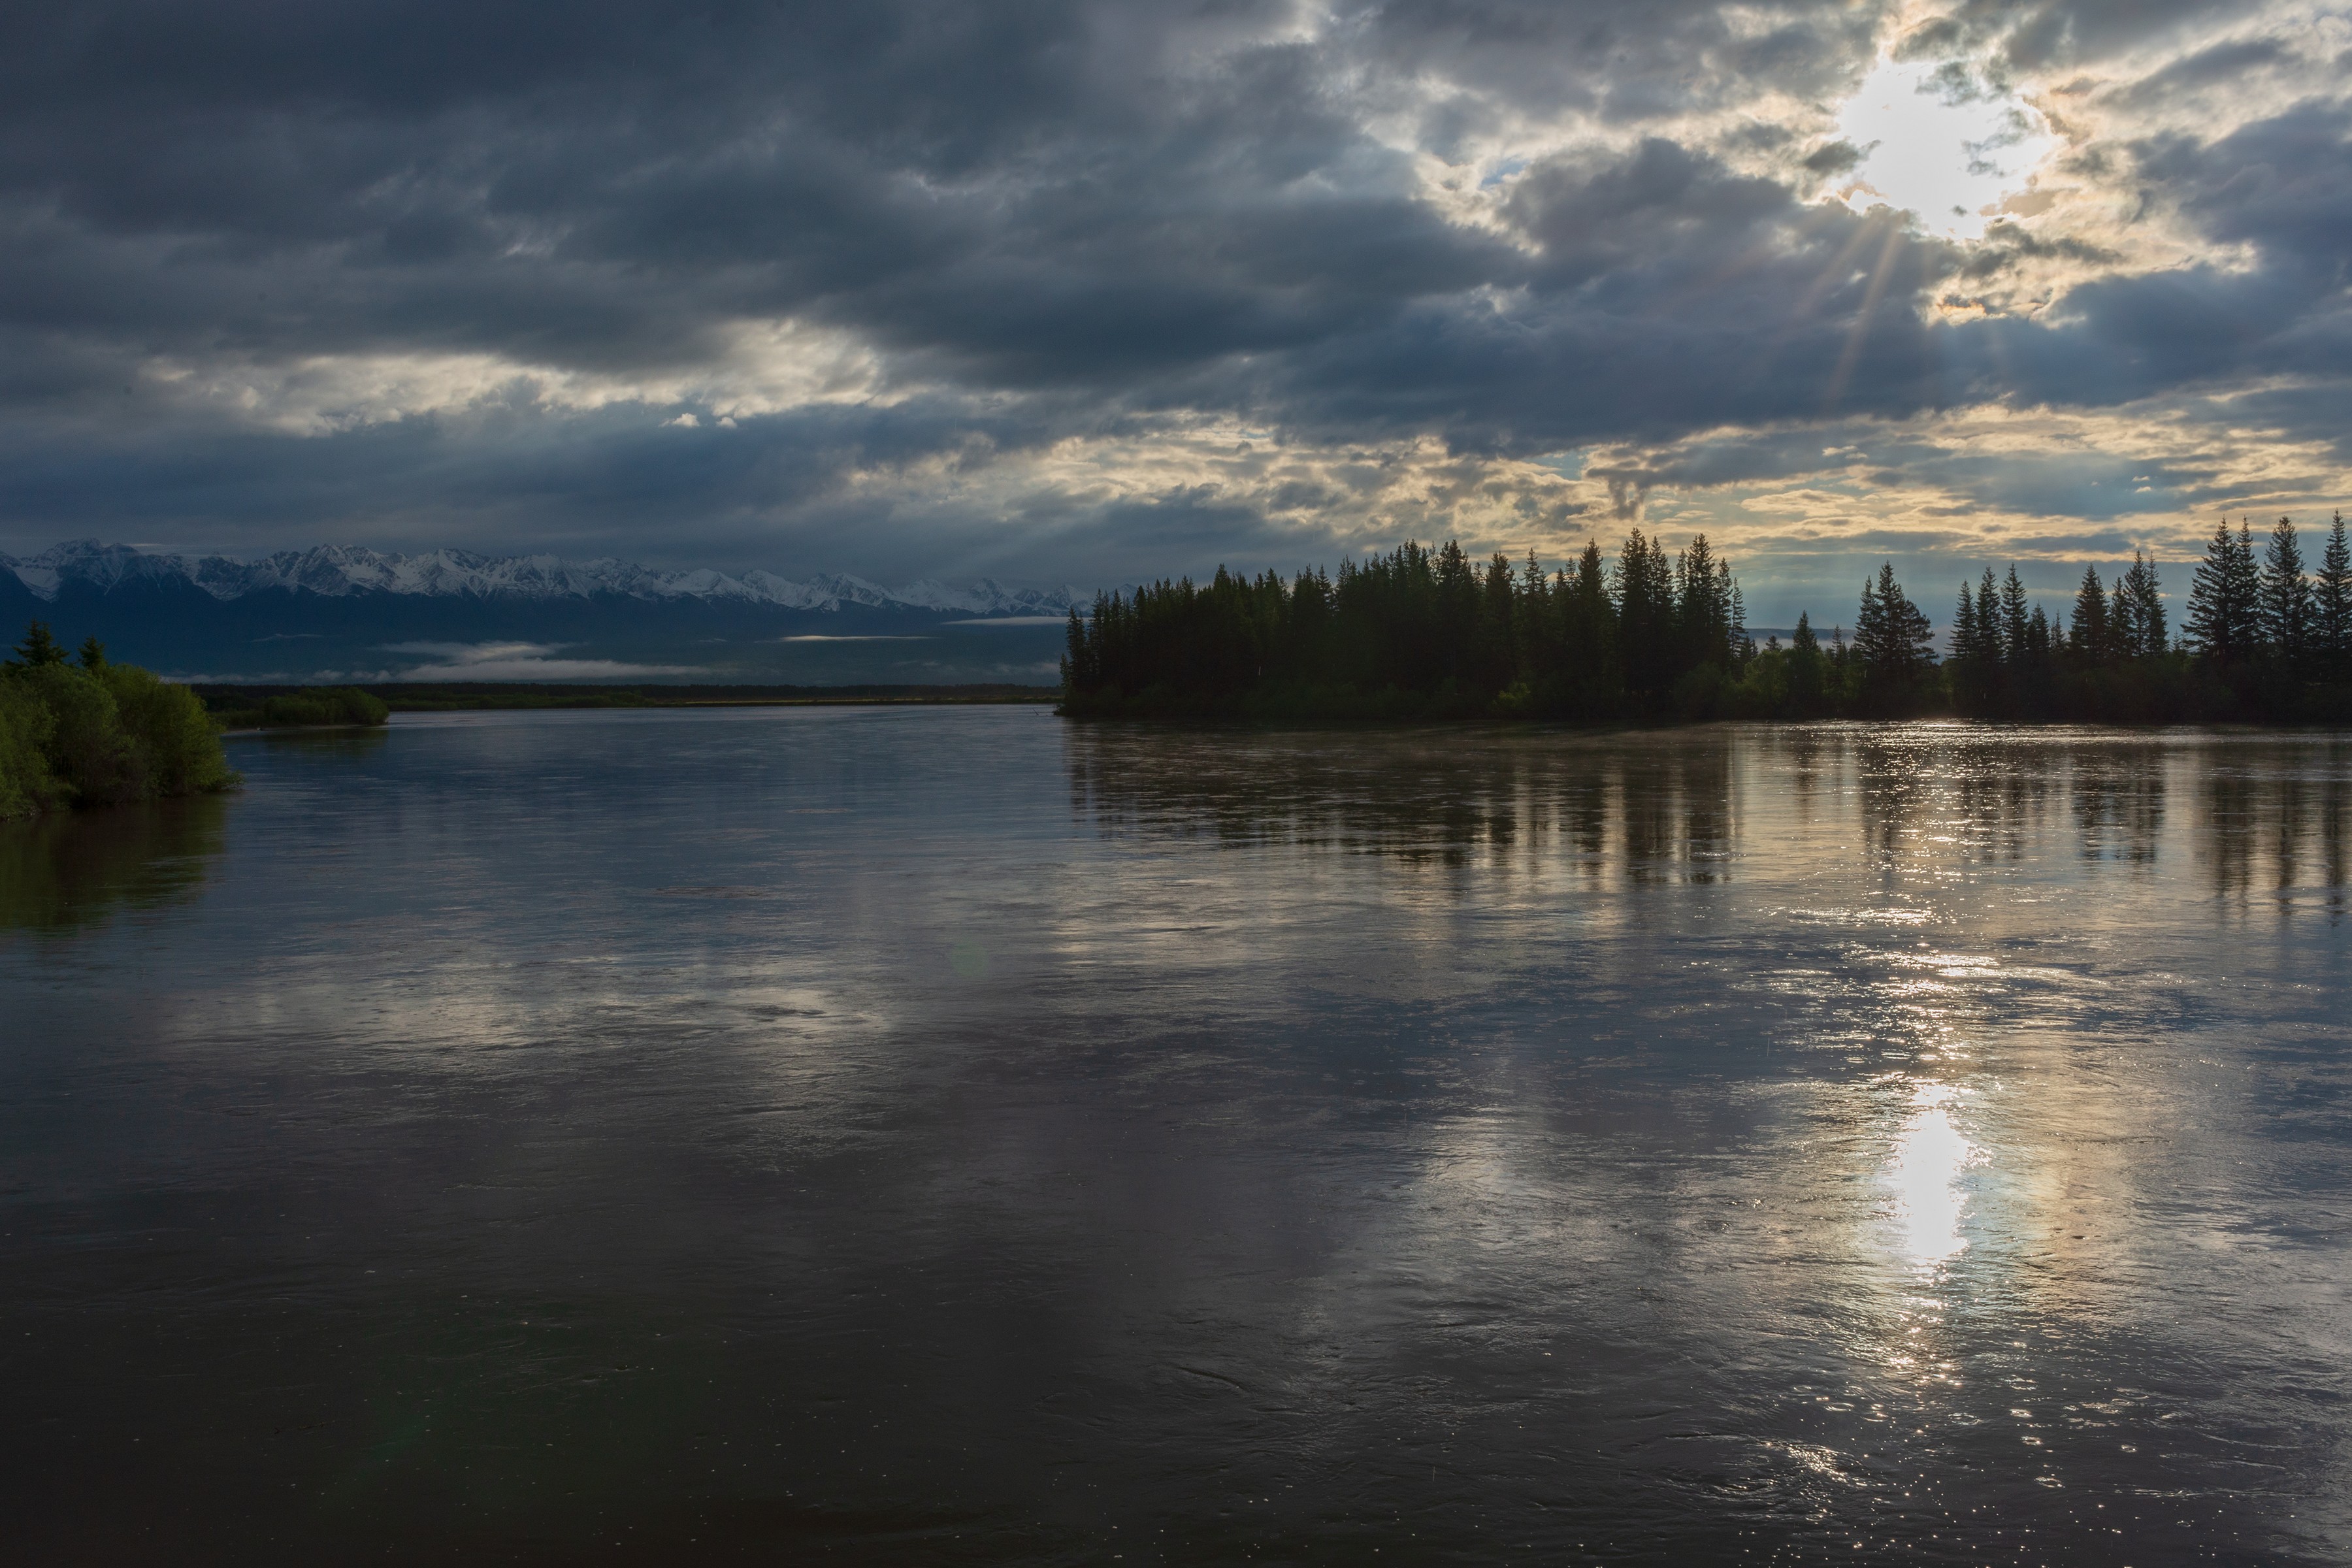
top-left (1, 540), bottom-right (1081, 617)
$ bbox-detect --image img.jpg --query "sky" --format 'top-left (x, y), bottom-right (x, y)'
top-left (3, 1), bottom-right (2349, 623)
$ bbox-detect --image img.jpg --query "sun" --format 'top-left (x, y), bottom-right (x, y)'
top-left (1835, 57), bottom-right (2053, 241)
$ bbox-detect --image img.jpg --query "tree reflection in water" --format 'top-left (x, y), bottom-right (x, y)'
top-left (1065, 722), bottom-right (1739, 885)
top-left (2198, 736), bottom-right (2352, 915)
top-left (1070, 723), bottom-right (2352, 917)
top-left (0, 794), bottom-right (229, 932)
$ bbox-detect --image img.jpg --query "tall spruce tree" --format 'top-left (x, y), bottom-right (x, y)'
top-left (1949, 580), bottom-right (1999, 712)
top-left (1977, 568), bottom-right (2002, 664)
top-left (1612, 529), bottom-right (1676, 701)
top-left (2125, 551), bottom-right (2166, 657)
top-left (8, 619), bottom-right (66, 668)
top-left (1676, 534), bottom-right (1731, 673)
top-left (2070, 565), bottom-right (2110, 664)
top-left (1725, 574), bottom-right (1749, 668)
top-left (1854, 562), bottom-right (1935, 711)
top-left (1999, 566), bottom-right (2029, 665)
top-left (2187, 518), bottom-right (2261, 662)
top-left (1788, 611), bottom-right (1825, 715)
top-left (2317, 512), bottom-right (2351, 675)
top-left (2259, 515), bottom-right (2313, 668)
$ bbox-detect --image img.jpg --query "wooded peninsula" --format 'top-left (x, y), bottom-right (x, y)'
top-left (1060, 514), bottom-right (2352, 725)
top-left (1, 623), bottom-right (244, 819)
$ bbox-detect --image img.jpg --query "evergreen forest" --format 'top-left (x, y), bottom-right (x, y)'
top-left (1060, 514), bottom-right (2352, 724)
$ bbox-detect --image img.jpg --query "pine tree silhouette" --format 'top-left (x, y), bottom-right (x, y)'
top-left (2259, 515), bottom-right (2313, 670)
top-left (9, 619), bottom-right (66, 669)
top-left (2317, 513), bottom-right (2351, 677)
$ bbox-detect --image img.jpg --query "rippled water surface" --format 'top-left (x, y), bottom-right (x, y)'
top-left (5, 710), bottom-right (2349, 1563)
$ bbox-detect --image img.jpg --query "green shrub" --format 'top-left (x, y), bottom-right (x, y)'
top-left (256, 687), bottom-right (389, 728)
top-left (261, 694), bottom-right (335, 727)
top-left (0, 680), bottom-right (66, 820)
top-left (101, 664), bottom-right (239, 796)
top-left (18, 664), bottom-right (145, 804)
top-left (333, 687), bottom-right (391, 725)
top-left (0, 651), bottom-right (238, 817)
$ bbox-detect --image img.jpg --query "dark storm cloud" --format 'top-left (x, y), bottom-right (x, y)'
top-left (0, 0), bottom-right (2343, 575)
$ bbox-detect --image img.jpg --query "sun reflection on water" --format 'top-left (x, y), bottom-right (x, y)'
top-left (1891, 1082), bottom-right (1983, 1267)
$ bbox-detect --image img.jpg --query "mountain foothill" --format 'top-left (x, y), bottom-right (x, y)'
top-left (0, 542), bottom-right (1083, 685)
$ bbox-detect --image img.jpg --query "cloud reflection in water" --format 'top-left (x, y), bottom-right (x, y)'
top-left (5, 713), bottom-right (2349, 1561)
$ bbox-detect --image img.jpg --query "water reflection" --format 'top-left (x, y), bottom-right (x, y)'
top-left (1066, 723), bottom-right (2352, 905)
top-left (2198, 738), bottom-right (2352, 913)
top-left (1065, 723), bottom-right (1739, 882)
top-left (0, 794), bottom-right (227, 932)
top-left (2070, 744), bottom-right (2166, 865)
top-left (3, 711), bottom-right (2347, 1563)
top-left (1888, 1081), bottom-right (1981, 1266)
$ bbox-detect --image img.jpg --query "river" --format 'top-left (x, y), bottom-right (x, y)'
top-left (4, 709), bottom-right (2347, 1562)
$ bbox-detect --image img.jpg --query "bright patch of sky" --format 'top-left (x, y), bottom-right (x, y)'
top-left (1837, 57), bottom-right (2054, 240)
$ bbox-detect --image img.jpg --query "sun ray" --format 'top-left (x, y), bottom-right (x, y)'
top-left (1823, 216), bottom-right (1908, 414)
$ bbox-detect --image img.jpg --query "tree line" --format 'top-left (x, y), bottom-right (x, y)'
top-left (1060, 514), bottom-right (2352, 723)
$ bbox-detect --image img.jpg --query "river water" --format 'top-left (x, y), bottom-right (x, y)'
top-left (3, 710), bottom-right (2347, 1563)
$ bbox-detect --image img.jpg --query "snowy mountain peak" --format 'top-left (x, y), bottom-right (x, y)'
top-left (0, 541), bottom-right (1080, 617)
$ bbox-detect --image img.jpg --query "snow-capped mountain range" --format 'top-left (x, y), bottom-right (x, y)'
top-left (0, 540), bottom-right (1081, 617)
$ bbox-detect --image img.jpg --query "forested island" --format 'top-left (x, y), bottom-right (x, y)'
top-left (1, 623), bottom-right (240, 819)
top-left (1060, 514), bottom-right (2352, 725)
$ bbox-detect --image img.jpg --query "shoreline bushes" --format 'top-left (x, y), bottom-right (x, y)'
top-left (1, 622), bottom-right (240, 819)
top-left (206, 687), bottom-right (391, 730)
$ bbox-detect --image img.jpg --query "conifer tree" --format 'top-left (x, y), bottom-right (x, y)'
top-left (2187, 517), bottom-right (2261, 663)
top-left (1612, 530), bottom-right (1675, 701)
top-left (2233, 521), bottom-right (2262, 645)
top-left (1061, 607), bottom-right (1089, 696)
top-left (1853, 563), bottom-right (1935, 711)
top-left (1673, 534), bottom-right (1735, 674)
top-left (2070, 565), bottom-right (2110, 664)
top-left (2259, 515), bottom-right (2313, 670)
top-left (1788, 610), bottom-right (1824, 715)
top-left (1477, 551), bottom-right (1517, 691)
top-left (1948, 580), bottom-right (2000, 713)
top-left (2121, 550), bottom-right (2166, 657)
top-left (1999, 566), bottom-right (2029, 664)
top-left (8, 619), bottom-right (66, 669)
top-left (2317, 512), bottom-right (2351, 676)
top-left (1435, 539), bottom-right (1476, 683)
top-left (1558, 540), bottom-right (1616, 710)
top-left (78, 637), bottom-right (106, 670)
top-left (1514, 549), bottom-right (1549, 674)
